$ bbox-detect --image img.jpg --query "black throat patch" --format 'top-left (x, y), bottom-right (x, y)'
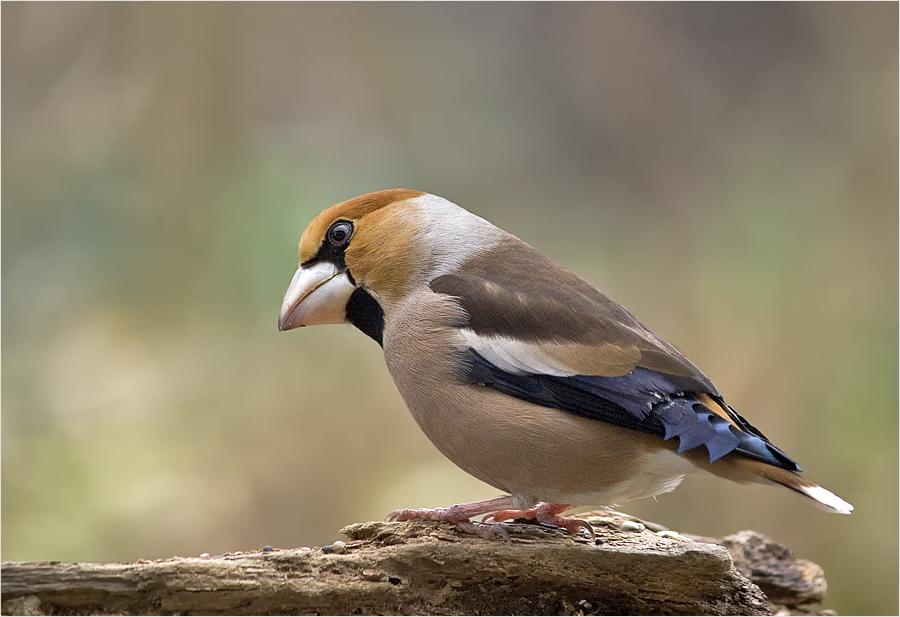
top-left (346, 287), bottom-right (384, 347)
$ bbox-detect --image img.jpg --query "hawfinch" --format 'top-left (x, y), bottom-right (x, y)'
top-left (279, 189), bottom-right (853, 537)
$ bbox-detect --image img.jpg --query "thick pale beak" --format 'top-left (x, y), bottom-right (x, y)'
top-left (278, 262), bottom-right (357, 331)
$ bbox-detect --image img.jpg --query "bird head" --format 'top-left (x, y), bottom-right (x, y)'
top-left (277, 188), bottom-right (422, 340)
top-left (278, 188), bottom-right (501, 345)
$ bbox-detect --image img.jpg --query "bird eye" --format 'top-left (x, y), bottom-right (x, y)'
top-left (327, 221), bottom-right (353, 246)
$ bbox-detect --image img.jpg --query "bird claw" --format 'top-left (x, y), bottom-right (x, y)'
top-left (485, 503), bottom-right (595, 541)
top-left (559, 517), bottom-right (595, 542)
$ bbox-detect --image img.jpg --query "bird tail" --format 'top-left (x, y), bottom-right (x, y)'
top-left (723, 458), bottom-right (854, 513)
top-left (753, 462), bottom-right (853, 514)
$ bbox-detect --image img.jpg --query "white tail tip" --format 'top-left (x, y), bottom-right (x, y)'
top-left (800, 485), bottom-right (854, 514)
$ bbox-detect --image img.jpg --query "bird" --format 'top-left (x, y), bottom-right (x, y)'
top-left (278, 188), bottom-right (853, 538)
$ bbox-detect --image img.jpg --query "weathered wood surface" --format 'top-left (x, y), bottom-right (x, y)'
top-left (1, 512), bottom-right (830, 616)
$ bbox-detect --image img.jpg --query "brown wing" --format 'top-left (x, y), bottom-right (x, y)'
top-left (429, 235), bottom-right (718, 395)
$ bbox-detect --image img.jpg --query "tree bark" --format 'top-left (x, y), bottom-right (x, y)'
top-left (1, 512), bottom-right (831, 616)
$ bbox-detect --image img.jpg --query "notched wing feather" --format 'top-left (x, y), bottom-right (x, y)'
top-left (463, 349), bottom-right (801, 471)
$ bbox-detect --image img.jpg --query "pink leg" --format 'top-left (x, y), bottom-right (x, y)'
top-left (487, 502), bottom-right (595, 540)
top-left (386, 496), bottom-right (516, 539)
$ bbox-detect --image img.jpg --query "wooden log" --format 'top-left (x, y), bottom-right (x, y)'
top-left (1, 512), bottom-right (831, 616)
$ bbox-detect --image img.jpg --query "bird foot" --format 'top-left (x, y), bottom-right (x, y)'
top-left (485, 502), bottom-right (595, 540)
top-left (386, 496), bottom-right (515, 540)
top-left (386, 498), bottom-right (593, 540)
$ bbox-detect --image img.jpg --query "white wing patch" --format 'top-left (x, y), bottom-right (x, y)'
top-left (458, 329), bottom-right (576, 377)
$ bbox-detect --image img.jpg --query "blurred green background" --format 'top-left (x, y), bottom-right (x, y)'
top-left (3, 3), bottom-right (896, 614)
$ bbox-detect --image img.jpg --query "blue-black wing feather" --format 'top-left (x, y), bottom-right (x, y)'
top-left (463, 349), bottom-right (800, 472)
